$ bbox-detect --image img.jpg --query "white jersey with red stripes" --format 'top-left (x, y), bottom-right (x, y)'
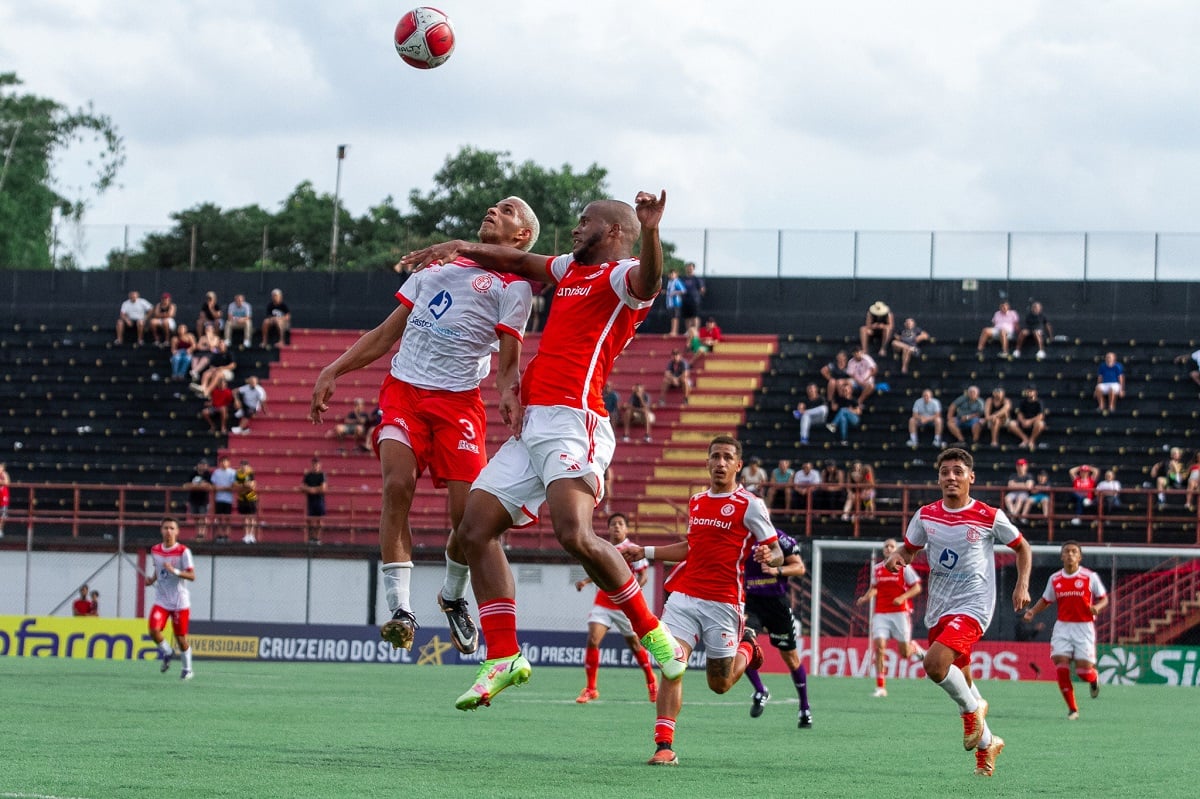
top-left (150, 542), bottom-right (194, 612)
top-left (391, 258), bottom-right (532, 393)
top-left (1041, 567), bottom-right (1107, 623)
top-left (595, 538), bottom-right (649, 610)
top-left (870, 561), bottom-right (921, 615)
top-left (521, 255), bottom-right (656, 415)
top-left (664, 486), bottom-right (777, 605)
top-left (903, 498), bottom-right (1024, 630)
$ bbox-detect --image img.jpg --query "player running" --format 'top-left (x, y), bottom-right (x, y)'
top-left (144, 517), bottom-right (196, 680)
top-left (856, 537), bottom-right (926, 697)
top-left (1023, 541), bottom-right (1109, 719)
top-left (310, 197), bottom-right (539, 654)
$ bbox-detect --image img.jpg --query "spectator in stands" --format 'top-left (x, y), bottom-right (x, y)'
top-left (1013, 300), bottom-right (1053, 360)
top-left (1096, 468), bottom-right (1123, 514)
top-left (659, 350), bottom-right (692, 406)
top-left (766, 458), bottom-right (795, 512)
top-left (225, 294), bottom-right (253, 348)
top-left (90, 589), bottom-right (100, 616)
top-left (1005, 458), bottom-right (1034, 520)
top-left (193, 339), bottom-right (236, 398)
top-left (842, 460), bottom-right (876, 521)
top-left (859, 300), bottom-right (895, 357)
top-left (188, 323), bottom-right (222, 383)
top-left (115, 290), bottom-right (153, 346)
top-left (793, 382), bottom-right (829, 446)
top-left (664, 268), bottom-right (685, 336)
top-left (1007, 386), bottom-right (1048, 451)
top-left (328, 397), bottom-right (374, 452)
top-left (1094, 351), bottom-right (1126, 413)
top-left (235, 459), bottom-right (259, 543)
top-left (231, 375), bottom-right (267, 435)
top-left (699, 317), bottom-right (722, 350)
top-left (148, 293), bottom-right (177, 348)
top-left (200, 375), bottom-right (234, 435)
top-left (1174, 349), bottom-right (1200, 391)
top-left (983, 386), bottom-right (1014, 448)
top-left (210, 456), bottom-right (237, 541)
top-left (891, 316), bottom-right (930, 374)
top-left (1020, 470), bottom-right (1053, 522)
top-left (0, 461), bottom-right (9, 538)
top-left (170, 323), bottom-right (196, 382)
top-left (527, 282), bottom-right (552, 334)
top-left (821, 350), bottom-right (853, 402)
top-left (1150, 447), bottom-right (1187, 508)
top-left (197, 291), bottom-right (224, 333)
top-left (946, 385), bottom-right (985, 446)
top-left (72, 584), bottom-right (97, 616)
top-left (977, 300), bottom-right (1019, 358)
top-left (791, 461), bottom-right (820, 513)
top-left (602, 382), bottom-right (621, 433)
top-left (680, 261), bottom-right (706, 332)
top-left (739, 456), bottom-right (769, 497)
top-left (817, 460), bottom-right (846, 515)
top-left (684, 320), bottom-right (709, 360)
top-left (846, 346), bottom-right (878, 404)
top-left (826, 381), bottom-right (865, 446)
top-left (620, 383), bottom-right (656, 444)
top-left (1187, 453), bottom-right (1200, 512)
top-left (1068, 464), bottom-right (1098, 525)
top-left (184, 459), bottom-right (212, 541)
top-left (260, 288), bottom-right (291, 350)
top-left (302, 456), bottom-right (327, 544)
top-left (907, 388), bottom-right (945, 449)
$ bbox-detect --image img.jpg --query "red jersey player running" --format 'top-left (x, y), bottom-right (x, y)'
top-left (622, 435), bottom-right (784, 766)
top-left (310, 197), bottom-right (538, 654)
top-left (144, 517), bottom-right (196, 680)
top-left (1023, 541), bottom-right (1109, 719)
top-left (403, 190), bottom-right (688, 712)
top-left (886, 448), bottom-right (1031, 778)
top-left (856, 537), bottom-right (926, 697)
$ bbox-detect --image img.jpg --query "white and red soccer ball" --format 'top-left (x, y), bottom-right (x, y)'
top-left (394, 7), bottom-right (456, 69)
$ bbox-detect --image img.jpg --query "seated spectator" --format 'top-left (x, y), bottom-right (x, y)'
top-left (193, 339), bottom-right (236, 398)
top-left (1007, 386), bottom-right (1047, 451)
top-left (72, 584), bottom-right (97, 616)
top-left (699, 317), bottom-right (723, 350)
top-left (907, 388), bottom-right (945, 449)
top-left (260, 288), bottom-right (291, 350)
top-left (659, 350), bottom-right (692, 406)
top-left (664, 269), bottom-right (685, 336)
top-left (977, 300), bottom-right (1019, 358)
top-left (328, 398), bottom-right (374, 452)
top-left (739, 456), bottom-right (769, 497)
top-left (859, 301), bottom-right (895, 357)
top-left (846, 346), bottom-right (878, 404)
top-left (188, 323), bottom-right (222, 383)
top-left (115, 290), bottom-right (153, 345)
top-left (891, 317), bottom-right (930, 374)
top-left (983, 387), bottom-right (1013, 448)
top-left (200, 376), bottom-right (235, 435)
top-left (791, 461), bottom-right (821, 512)
top-left (602, 382), bottom-right (621, 433)
top-left (1069, 464), bottom-right (1098, 524)
top-left (1150, 446), bottom-right (1187, 508)
top-left (793, 382), bottom-right (829, 446)
top-left (148, 292), bottom-right (177, 347)
top-left (766, 458), bottom-right (795, 511)
top-left (1174, 348), bottom-right (1200, 391)
top-left (842, 460), bottom-right (876, 521)
top-left (1094, 351), bottom-right (1126, 413)
top-left (1187, 452), bottom-right (1200, 512)
top-left (170, 323), bottom-right (196, 382)
top-left (1014, 300), bottom-right (1052, 360)
top-left (826, 382), bottom-right (864, 446)
top-left (1020, 470), bottom-right (1053, 522)
top-left (197, 290), bottom-right (224, 333)
top-left (620, 383), bottom-right (656, 443)
top-left (816, 460), bottom-right (846, 514)
top-left (1005, 457), bottom-right (1034, 519)
top-left (946, 385), bottom-right (985, 446)
top-left (820, 350), bottom-right (852, 402)
top-left (225, 294), bottom-right (253, 348)
top-left (231, 375), bottom-right (267, 435)
top-left (684, 320), bottom-right (709, 360)
top-left (1096, 468), bottom-right (1123, 514)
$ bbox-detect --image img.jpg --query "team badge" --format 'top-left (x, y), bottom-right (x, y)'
top-left (472, 274), bottom-right (493, 293)
top-left (720, 503), bottom-right (735, 516)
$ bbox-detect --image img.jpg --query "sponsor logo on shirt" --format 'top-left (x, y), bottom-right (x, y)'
top-left (428, 290), bottom-right (453, 319)
top-left (691, 517), bottom-right (733, 531)
top-left (556, 285), bottom-right (592, 298)
top-left (938, 548), bottom-right (960, 570)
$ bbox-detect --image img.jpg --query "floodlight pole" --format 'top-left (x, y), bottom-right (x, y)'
top-left (0, 120), bottom-right (24, 195)
top-left (329, 144), bottom-right (348, 272)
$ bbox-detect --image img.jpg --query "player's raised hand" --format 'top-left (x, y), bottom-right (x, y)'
top-left (883, 551), bottom-right (904, 573)
top-left (634, 190), bottom-right (666, 230)
top-left (399, 240), bottom-right (466, 272)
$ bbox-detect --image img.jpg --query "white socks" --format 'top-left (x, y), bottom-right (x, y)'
top-left (382, 561), bottom-right (414, 613)
top-left (182, 649), bottom-right (193, 670)
top-left (441, 554), bottom-right (470, 601)
top-left (935, 664), bottom-right (978, 713)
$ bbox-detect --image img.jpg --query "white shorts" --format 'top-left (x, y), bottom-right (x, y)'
top-left (1097, 382), bottom-right (1121, 395)
top-left (871, 611), bottom-right (913, 643)
top-left (587, 605), bottom-right (634, 637)
top-left (1050, 620), bottom-right (1097, 663)
top-left (472, 404), bottom-right (615, 527)
top-left (660, 592), bottom-right (742, 660)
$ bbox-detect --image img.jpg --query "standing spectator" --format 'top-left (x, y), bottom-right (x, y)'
top-left (170, 323), bottom-right (196, 382)
top-left (827, 382), bottom-right (864, 446)
top-left (855, 538), bottom-right (925, 698)
top-left (977, 300), bottom-right (1019, 358)
top-left (90, 590), bottom-right (100, 616)
top-left (72, 584), bottom-right (97, 616)
top-left (0, 461), bottom-right (9, 538)
top-left (817, 460), bottom-right (846, 515)
top-left (231, 375), bottom-right (267, 435)
top-left (235, 459), bottom-right (259, 544)
top-left (680, 261), bottom-right (706, 332)
top-left (820, 350), bottom-right (852, 403)
top-left (946, 385), bottom-right (985, 446)
top-left (602, 382), bottom-right (621, 432)
top-left (1186, 453), bottom-right (1200, 512)
top-left (301, 456), bottom-right (327, 544)
top-left (115, 290), bottom-right (153, 346)
top-left (1014, 301), bottom-right (1053, 361)
top-left (1094, 351), bottom-right (1126, 413)
top-left (1068, 464), bottom-right (1097, 525)
top-left (1096, 469), bottom-right (1123, 514)
top-left (148, 293), bottom-right (177, 347)
top-left (842, 460), bottom-right (876, 521)
top-left (792, 382), bottom-right (829, 446)
top-left (1020, 470), bottom-right (1054, 522)
top-left (1150, 446), bottom-right (1187, 508)
top-left (259, 288), bottom-right (291, 349)
top-left (664, 269), bottom-right (685, 336)
top-left (885, 448), bottom-right (1031, 778)
top-left (739, 456), bottom-right (769, 497)
top-left (144, 517), bottom-right (196, 680)
top-left (1174, 348), bottom-right (1200, 391)
top-left (224, 294), bottom-right (253, 348)
top-left (183, 459), bottom-right (212, 541)
top-left (846, 346), bottom-right (878, 404)
top-left (907, 388), bottom-right (945, 449)
top-left (983, 387), bottom-right (1013, 448)
top-left (196, 291), bottom-right (224, 333)
top-left (1004, 458), bottom-right (1034, 519)
top-left (659, 350), bottom-right (692, 405)
top-left (526, 281), bottom-right (553, 334)
top-left (1022, 542), bottom-right (1108, 720)
top-left (200, 376), bottom-right (234, 435)
top-left (891, 316), bottom-right (930, 374)
top-left (791, 461), bottom-right (821, 513)
top-left (859, 300), bottom-right (895, 357)
top-left (1007, 386), bottom-right (1048, 451)
top-left (210, 456), bottom-right (237, 542)
top-left (620, 383), bottom-right (656, 443)
top-left (698, 317), bottom-right (722, 350)
top-left (766, 458), bottom-right (795, 512)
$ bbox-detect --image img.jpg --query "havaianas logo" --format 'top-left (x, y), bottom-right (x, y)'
top-left (1097, 646), bottom-right (1140, 685)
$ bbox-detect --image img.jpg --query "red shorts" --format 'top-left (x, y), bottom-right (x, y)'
top-left (374, 375), bottom-right (487, 488)
top-left (149, 605), bottom-right (191, 637)
top-left (928, 613), bottom-right (984, 670)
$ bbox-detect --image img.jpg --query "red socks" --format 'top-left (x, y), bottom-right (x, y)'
top-left (1057, 665), bottom-right (1078, 712)
top-left (584, 646), bottom-right (600, 690)
top-left (478, 599), bottom-right (518, 659)
top-left (607, 578), bottom-right (657, 637)
top-left (654, 717), bottom-right (676, 746)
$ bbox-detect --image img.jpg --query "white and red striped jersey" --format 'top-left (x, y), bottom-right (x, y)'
top-left (903, 499), bottom-right (1024, 630)
top-left (392, 258), bottom-right (532, 393)
top-left (149, 542), bottom-right (194, 612)
top-left (521, 255), bottom-right (656, 415)
top-left (664, 487), bottom-right (777, 605)
top-left (1040, 567), bottom-right (1107, 623)
top-left (595, 538), bottom-right (649, 610)
top-left (870, 561), bottom-right (921, 615)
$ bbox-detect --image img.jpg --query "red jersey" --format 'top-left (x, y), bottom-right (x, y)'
top-left (72, 598), bottom-right (95, 616)
top-left (595, 538), bottom-right (649, 610)
top-left (870, 562), bottom-right (920, 614)
top-left (1040, 566), bottom-right (1107, 623)
top-left (1072, 474), bottom-right (1096, 500)
top-left (210, 386), bottom-right (234, 409)
top-left (521, 255), bottom-right (656, 415)
top-left (664, 487), bottom-right (777, 605)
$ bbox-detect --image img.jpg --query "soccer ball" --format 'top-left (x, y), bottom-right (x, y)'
top-left (394, 7), bottom-right (456, 69)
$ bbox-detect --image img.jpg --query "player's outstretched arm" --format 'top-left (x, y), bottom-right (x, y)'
top-left (1012, 537), bottom-right (1033, 611)
top-left (496, 333), bottom-right (523, 436)
top-left (629, 190), bottom-right (666, 301)
top-left (308, 306), bottom-right (409, 424)
top-left (1023, 598), bottom-right (1051, 621)
top-left (401, 241), bottom-right (549, 282)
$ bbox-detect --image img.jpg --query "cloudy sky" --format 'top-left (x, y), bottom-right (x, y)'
top-left (4, 1), bottom-right (1200, 273)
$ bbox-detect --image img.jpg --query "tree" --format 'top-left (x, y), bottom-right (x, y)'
top-left (0, 72), bottom-right (124, 269)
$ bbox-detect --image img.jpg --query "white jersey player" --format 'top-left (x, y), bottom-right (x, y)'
top-left (144, 518), bottom-right (196, 680)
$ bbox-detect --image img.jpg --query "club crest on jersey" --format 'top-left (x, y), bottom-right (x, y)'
top-left (720, 503), bottom-right (736, 516)
top-left (472, 274), bottom-right (493, 293)
top-left (1075, 578), bottom-right (1085, 588)
top-left (428, 290), bottom-right (453, 319)
top-left (938, 548), bottom-right (960, 570)
top-left (965, 526), bottom-right (983, 543)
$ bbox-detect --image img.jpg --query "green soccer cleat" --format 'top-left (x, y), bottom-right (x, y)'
top-left (455, 654), bottom-right (532, 711)
top-left (640, 621), bottom-right (687, 680)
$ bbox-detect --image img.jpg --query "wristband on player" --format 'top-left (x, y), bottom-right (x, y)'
top-left (644, 546), bottom-right (656, 561)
